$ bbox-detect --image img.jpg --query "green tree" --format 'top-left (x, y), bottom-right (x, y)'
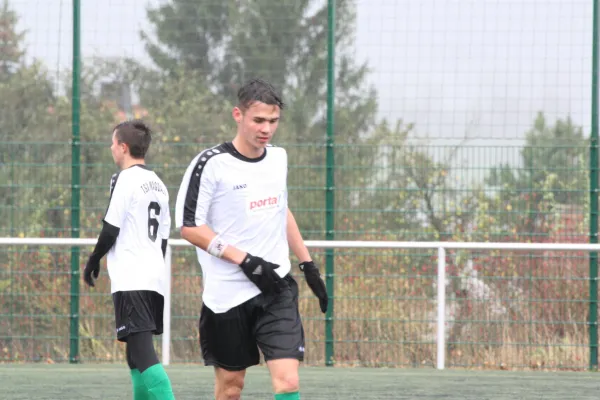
top-left (0, 0), bottom-right (24, 78)
top-left (358, 121), bottom-right (485, 242)
top-left (485, 112), bottom-right (588, 238)
top-left (0, 0), bottom-right (58, 235)
top-left (141, 0), bottom-right (381, 238)
top-left (0, 0), bottom-right (54, 142)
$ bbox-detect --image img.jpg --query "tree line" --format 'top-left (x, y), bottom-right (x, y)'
top-left (0, 0), bottom-right (589, 243)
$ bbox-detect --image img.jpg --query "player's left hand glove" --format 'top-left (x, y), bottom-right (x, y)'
top-left (300, 261), bottom-right (328, 313)
top-left (83, 258), bottom-right (100, 287)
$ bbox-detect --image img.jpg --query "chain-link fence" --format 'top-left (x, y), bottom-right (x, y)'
top-left (0, 0), bottom-right (597, 370)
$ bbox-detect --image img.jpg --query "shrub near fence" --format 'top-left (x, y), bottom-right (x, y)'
top-left (0, 237), bottom-right (592, 370)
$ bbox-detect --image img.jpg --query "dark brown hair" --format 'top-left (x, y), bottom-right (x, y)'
top-left (237, 78), bottom-right (284, 111)
top-left (113, 120), bottom-right (152, 159)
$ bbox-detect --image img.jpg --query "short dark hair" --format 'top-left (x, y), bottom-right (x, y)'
top-left (237, 78), bottom-right (285, 111)
top-left (113, 120), bottom-right (152, 159)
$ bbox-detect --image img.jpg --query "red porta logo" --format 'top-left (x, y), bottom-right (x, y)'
top-left (246, 191), bottom-right (285, 214)
top-left (249, 196), bottom-right (279, 210)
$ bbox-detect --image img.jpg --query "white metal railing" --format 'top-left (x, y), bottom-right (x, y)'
top-left (2, 237), bottom-right (599, 369)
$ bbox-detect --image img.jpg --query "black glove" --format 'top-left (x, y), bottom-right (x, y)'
top-left (239, 253), bottom-right (283, 294)
top-left (299, 261), bottom-right (328, 313)
top-left (83, 258), bottom-right (100, 287)
top-left (83, 221), bottom-right (119, 288)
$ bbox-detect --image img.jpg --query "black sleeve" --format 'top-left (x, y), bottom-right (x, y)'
top-left (89, 221), bottom-right (120, 264)
top-left (161, 239), bottom-right (168, 259)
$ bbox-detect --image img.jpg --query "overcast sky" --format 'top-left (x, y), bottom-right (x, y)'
top-left (10, 0), bottom-right (594, 152)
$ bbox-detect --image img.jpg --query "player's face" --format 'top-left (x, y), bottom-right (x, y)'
top-left (110, 131), bottom-right (125, 168)
top-left (234, 101), bottom-right (280, 151)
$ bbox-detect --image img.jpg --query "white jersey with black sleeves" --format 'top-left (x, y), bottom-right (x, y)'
top-left (175, 142), bottom-right (290, 313)
top-left (104, 165), bottom-right (171, 295)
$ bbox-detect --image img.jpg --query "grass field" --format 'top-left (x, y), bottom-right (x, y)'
top-left (1, 364), bottom-right (600, 399)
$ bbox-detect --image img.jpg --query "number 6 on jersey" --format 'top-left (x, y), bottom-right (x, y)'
top-left (148, 201), bottom-right (161, 242)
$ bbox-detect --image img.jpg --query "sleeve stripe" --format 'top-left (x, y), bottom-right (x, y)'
top-left (104, 172), bottom-right (121, 216)
top-left (182, 155), bottom-right (205, 227)
top-left (182, 145), bottom-right (225, 227)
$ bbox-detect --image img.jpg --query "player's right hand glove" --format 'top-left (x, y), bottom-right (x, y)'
top-left (83, 257), bottom-right (100, 288)
top-left (239, 253), bottom-right (283, 294)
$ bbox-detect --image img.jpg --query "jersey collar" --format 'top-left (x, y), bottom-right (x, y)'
top-left (222, 142), bottom-right (267, 163)
top-left (127, 164), bottom-right (151, 171)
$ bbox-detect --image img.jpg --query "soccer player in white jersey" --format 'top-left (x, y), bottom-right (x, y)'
top-left (175, 78), bottom-right (328, 400)
top-left (83, 120), bottom-right (176, 400)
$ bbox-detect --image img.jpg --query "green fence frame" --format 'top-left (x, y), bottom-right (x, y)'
top-left (3, 0), bottom-right (599, 370)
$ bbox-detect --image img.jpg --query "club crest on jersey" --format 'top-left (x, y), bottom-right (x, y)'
top-left (246, 191), bottom-right (284, 214)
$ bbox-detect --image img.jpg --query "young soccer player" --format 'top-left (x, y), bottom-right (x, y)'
top-left (83, 120), bottom-right (176, 400)
top-left (174, 78), bottom-right (328, 400)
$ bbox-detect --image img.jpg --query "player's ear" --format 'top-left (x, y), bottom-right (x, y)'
top-left (232, 107), bottom-right (243, 124)
top-left (121, 141), bottom-right (130, 155)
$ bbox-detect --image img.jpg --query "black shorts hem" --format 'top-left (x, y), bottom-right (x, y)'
top-left (117, 326), bottom-right (162, 342)
top-left (263, 353), bottom-right (304, 363)
top-left (203, 359), bottom-right (259, 371)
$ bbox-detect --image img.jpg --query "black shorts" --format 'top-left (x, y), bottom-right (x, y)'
top-left (199, 274), bottom-right (305, 371)
top-left (112, 290), bottom-right (164, 342)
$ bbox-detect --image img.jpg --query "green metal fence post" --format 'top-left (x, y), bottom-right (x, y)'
top-left (9, 152), bottom-right (14, 361)
top-left (590, 0), bottom-right (599, 372)
top-left (325, 0), bottom-right (336, 367)
top-left (69, 0), bottom-right (81, 364)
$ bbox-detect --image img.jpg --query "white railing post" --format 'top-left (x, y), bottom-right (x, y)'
top-left (162, 245), bottom-right (172, 366)
top-left (436, 246), bottom-right (446, 370)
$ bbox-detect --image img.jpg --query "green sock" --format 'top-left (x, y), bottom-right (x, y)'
top-left (274, 392), bottom-right (300, 400)
top-left (130, 369), bottom-right (151, 400)
top-left (141, 364), bottom-right (175, 400)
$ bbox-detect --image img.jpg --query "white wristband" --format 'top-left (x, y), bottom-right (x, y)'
top-left (207, 235), bottom-right (228, 258)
